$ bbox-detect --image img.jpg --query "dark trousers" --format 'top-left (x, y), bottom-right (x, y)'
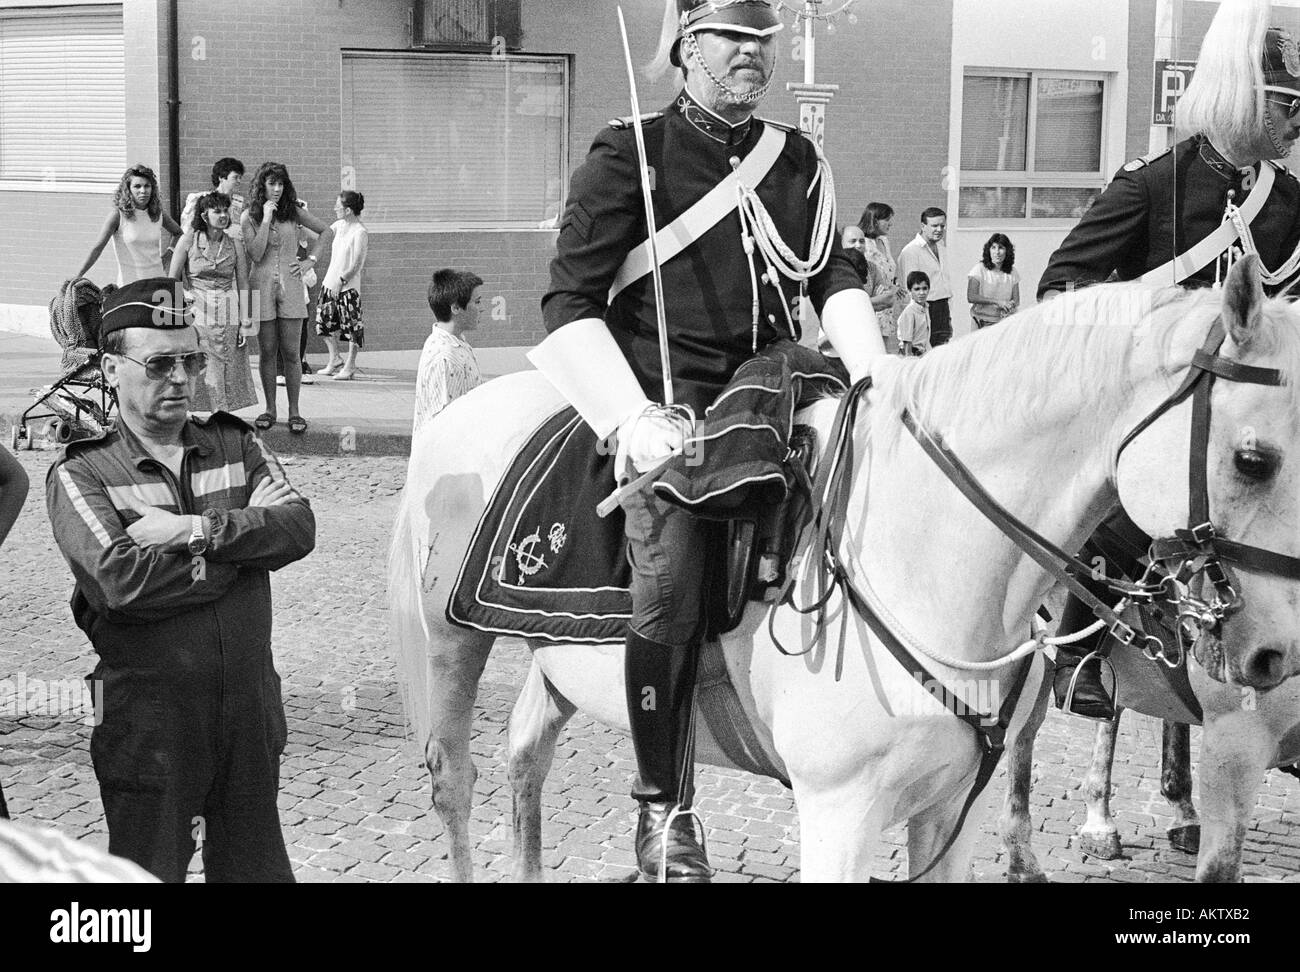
top-left (90, 655), bottom-right (294, 884)
top-left (929, 297), bottom-right (952, 347)
top-left (620, 485), bottom-right (708, 806)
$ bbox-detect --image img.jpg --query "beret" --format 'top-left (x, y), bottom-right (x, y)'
top-left (100, 277), bottom-right (193, 341)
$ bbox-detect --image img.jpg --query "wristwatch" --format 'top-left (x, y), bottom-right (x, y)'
top-left (187, 515), bottom-right (209, 556)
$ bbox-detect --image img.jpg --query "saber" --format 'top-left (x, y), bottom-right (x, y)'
top-left (617, 6), bottom-right (674, 406)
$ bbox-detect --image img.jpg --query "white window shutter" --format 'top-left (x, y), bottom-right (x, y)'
top-left (0, 8), bottom-right (125, 184)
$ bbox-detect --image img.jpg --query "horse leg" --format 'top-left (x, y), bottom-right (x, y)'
top-left (1000, 673), bottom-right (1052, 883)
top-left (795, 781), bottom-right (891, 883)
top-left (1161, 720), bottom-right (1200, 854)
top-left (908, 794), bottom-right (988, 883)
top-left (1076, 709), bottom-right (1124, 859)
top-left (424, 629), bottom-right (495, 883)
top-left (507, 658), bottom-right (576, 883)
top-left (1195, 712), bottom-right (1271, 883)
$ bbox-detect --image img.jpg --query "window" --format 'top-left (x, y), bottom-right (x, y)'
top-left (342, 52), bottom-right (567, 230)
top-left (959, 71), bottom-right (1106, 222)
top-left (0, 6), bottom-right (125, 186)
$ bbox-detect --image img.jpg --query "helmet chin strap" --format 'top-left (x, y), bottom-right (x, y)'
top-left (682, 30), bottom-right (772, 107)
top-left (1263, 108), bottom-right (1293, 159)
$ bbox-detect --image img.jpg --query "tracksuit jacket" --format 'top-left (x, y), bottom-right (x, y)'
top-left (45, 411), bottom-right (315, 882)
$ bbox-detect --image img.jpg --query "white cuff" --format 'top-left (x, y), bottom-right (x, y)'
top-left (527, 318), bottom-right (650, 440)
top-left (821, 287), bottom-right (885, 382)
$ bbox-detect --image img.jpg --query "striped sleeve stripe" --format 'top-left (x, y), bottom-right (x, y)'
top-left (191, 461), bottom-right (245, 500)
top-left (56, 466), bottom-right (113, 549)
top-left (105, 482), bottom-right (177, 514)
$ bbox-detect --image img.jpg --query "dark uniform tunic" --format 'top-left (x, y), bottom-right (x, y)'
top-left (542, 89), bottom-right (858, 655)
top-left (1038, 135), bottom-right (1300, 298)
top-left (46, 412), bottom-right (314, 882)
top-left (543, 90), bottom-right (861, 417)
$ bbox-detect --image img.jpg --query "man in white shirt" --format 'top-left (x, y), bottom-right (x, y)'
top-left (896, 207), bottom-right (952, 346)
top-left (413, 269), bottom-right (484, 434)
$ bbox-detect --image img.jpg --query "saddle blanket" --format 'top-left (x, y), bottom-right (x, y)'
top-left (447, 405), bottom-right (632, 644)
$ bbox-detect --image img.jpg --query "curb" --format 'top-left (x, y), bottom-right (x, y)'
top-left (2, 412), bottom-right (413, 458)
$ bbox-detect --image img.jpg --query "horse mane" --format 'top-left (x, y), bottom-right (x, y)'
top-left (876, 281), bottom-right (1300, 457)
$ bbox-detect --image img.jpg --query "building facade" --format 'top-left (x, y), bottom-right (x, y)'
top-left (1, 0), bottom-right (1294, 352)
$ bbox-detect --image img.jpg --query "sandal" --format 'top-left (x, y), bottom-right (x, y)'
top-left (288, 416), bottom-right (308, 435)
top-left (332, 368), bottom-right (357, 381)
top-left (318, 359), bottom-right (345, 377)
top-left (255, 413), bottom-right (275, 430)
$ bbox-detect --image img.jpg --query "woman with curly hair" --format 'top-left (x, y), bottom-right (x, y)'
top-left (75, 164), bottom-right (184, 285)
top-left (966, 232), bottom-right (1019, 329)
top-left (169, 191), bottom-right (257, 413)
top-left (240, 162), bottom-right (328, 434)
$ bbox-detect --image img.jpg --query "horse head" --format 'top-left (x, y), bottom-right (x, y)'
top-left (1117, 256), bottom-right (1300, 690)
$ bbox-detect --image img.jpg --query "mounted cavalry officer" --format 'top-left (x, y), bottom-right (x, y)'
top-left (1040, 0), bottom-right (1300, 719)
top-left (530, 0), bottom-right (882, 881)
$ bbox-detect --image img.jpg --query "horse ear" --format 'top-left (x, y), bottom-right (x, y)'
top-left (1222, 254), bottom-right (1264, 350)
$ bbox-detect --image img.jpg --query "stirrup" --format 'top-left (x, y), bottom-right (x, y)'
top-left (658, 804), bottom-right (709, 885)
top-left (1060, 649), bottom-right (1118, 721)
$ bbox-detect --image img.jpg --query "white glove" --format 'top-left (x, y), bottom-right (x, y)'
top-left (615, 404), bottom-right (692, 477)
top-left (301, 268), bottom-right (318, 289)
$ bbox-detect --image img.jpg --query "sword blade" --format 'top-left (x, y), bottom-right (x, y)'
top-left (616, 6), bottom-right (674, 406)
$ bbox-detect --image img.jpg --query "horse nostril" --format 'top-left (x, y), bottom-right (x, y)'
top-left (1245, 646), bottom-right (1288, 687)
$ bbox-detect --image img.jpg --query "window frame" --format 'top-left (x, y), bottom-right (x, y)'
top-left (339, 48), bottom-right (570, 234)
top-left (959, 67), bottom-right (1110, 227)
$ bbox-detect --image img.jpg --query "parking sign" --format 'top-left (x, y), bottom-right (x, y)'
top-left (1153, 59), bottom-right (1196, 125)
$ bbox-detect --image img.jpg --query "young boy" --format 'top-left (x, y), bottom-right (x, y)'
top-left (897, 271), bottom-right (932, 356)
top-left (413, 269), bottom-right (485, 434)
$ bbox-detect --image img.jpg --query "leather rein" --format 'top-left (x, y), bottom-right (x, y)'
top-left (770, 317), bottom-right (1295, 880)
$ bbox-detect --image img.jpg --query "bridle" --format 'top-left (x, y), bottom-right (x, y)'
top-left (1114, 316), bottom-right (1300, 667)
top-left (769, 314), bottom-right (1298, 880)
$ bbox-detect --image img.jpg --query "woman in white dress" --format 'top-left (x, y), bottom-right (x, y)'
top-left (76, 165), bottom-right (184, 286)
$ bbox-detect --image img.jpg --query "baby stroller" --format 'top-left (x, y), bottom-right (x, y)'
top-left (10, 279), bottom-right (117, 450)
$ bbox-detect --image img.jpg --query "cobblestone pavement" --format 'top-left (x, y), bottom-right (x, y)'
top-left (3, 450), bottom-right (1299, 883)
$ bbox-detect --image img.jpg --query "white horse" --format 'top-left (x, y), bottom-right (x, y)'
top-left (390, 258), bottom-right (1300, 882)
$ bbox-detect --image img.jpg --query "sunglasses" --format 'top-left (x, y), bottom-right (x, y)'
top-left (1263, 85), bottom-right (1300, 119)
top-left (116, 351), bottom-right (207, 381)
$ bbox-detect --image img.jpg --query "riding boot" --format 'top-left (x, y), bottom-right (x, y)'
top-left (624, 629), bottom-right (712, 883)
top-left (1053, 584), bottom-right (1117, 721)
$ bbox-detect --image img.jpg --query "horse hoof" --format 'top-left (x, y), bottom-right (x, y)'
top-left (1077, 830), bottom-right (1123, 860)
top-left (1006, 870), bottom-right (1050, 884)
top-left (1167, 825), bottom-right (1200, 854)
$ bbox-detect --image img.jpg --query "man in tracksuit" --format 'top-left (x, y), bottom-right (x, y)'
top-left (46, 277), bottom-right (315, 882)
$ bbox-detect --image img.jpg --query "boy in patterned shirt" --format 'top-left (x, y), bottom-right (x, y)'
top-left (413, 270), bottom-right (484, 434)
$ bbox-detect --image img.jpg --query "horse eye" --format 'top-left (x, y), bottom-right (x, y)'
top-left (1233, 448), bottom-right (1276, 481)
